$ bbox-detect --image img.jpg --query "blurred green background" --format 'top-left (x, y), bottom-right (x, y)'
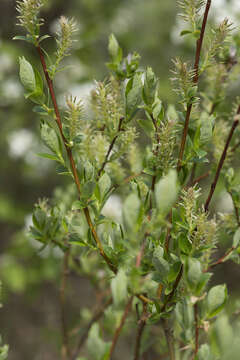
top-left (1, 0), bottom-right (240, 358)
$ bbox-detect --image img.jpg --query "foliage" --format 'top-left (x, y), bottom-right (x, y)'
top-left (5, 0), bottom-right (240, 359)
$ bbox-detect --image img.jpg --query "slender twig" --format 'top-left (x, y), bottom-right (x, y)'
top-left (134, 302), bottom-right (148, 360)
top-left (108, 296), bottom-right (134, 359)
top-left (191, 171), bottom-right (210, 186)
top-left (205, 246), bottom-right (236, 272)
top-left (98, 117), bottom-right (124, 178)
top-left (177, 0), bottom-right (212, 171)
top-left (231, 140), bottom-right (240, 153)
top-left (162, 319), bottom-right (175, 360)
top-left (228, 190), bottom-right (240, 226)
top-left (60, 246), bottom-right (71, 360)
top-left (164, 211), bottom-right (172, 254)
top-left (204, 119), bottom-right (239, 212)
top-left (37, 44), bottom-right (117, 274)
top-left (161, 265), bottom-right (183, 312)
top-left (191, 303), bottom-right (199, 360)
top-left (109, 241), bottom-right (146, 358)
top-left (71, 298), bottom-right (113, 360)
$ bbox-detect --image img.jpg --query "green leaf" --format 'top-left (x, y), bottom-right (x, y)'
top-left (98, 173), bottom-right (111, 200)
top-left (108, 34), bottom-right (122, 63)
top-left (186, 258), bottom-right (211, 295)
top-left (200, 112), bottom-right (215, 143)
top-left (125, 73), bottom-right (143, 121)
top-left (233, 228), bottom-right (240, 248)
top-left (40, 122), bottom-right (61, 155)
top-left (87, 324), bottom-right (111, 360)
top-left (36, 153), bottom-right (60, 161)
top-left (33, 106), bottom-right (49, 116)
top-left (56, 165), bottom-right (71, 176)
top-left (13, 35), bottom-right (28, 41)
top-left (72, 200), bottom-right (84, 211)
top-left (207, 284), bottom-right (228, 318)
top-left (19, 56), bottom-right (36, 92)
top-left (123, 193), bottom-right (140, 232)
top-left (143, 67), bottom-right (157, 106)
top-left (152, 97), bottom-right (164, 121)
top-left (82, 181), bottom-right (96, 200)
top-left (155, 170), bottom-right (178, 216)
top-left (179, 234), bottom-right (192, 254)
top-left (180, 29), bottom-right (192, 36)
top-left (153, 246), bottom-right (170, 281)
top-left (197, 344), bottom-right (211, 360)
top-left (111, 268), bottom-right (128, 306)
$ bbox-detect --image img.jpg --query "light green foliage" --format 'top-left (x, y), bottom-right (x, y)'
top-left (87, 324), bottom-right (110, 360)
top-left (111, 268), bottom-right (128, 306)
top-left (155, 170), bottom-right (178, 216)
top-left (12, 0), bottom-right (240, 359)
top-left (207, 284), bottom-right (228, 318)
top-left (19, 56), bottom-right (45, 104)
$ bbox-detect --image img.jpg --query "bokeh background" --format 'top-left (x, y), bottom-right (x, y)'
top-left (1, 0), bottom-right (240, 358)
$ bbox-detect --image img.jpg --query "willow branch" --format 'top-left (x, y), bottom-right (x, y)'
top-left (60, 246), bottom-right (71, 360)
top-left (134, 302), bottom-right (148, 360)
top-left (204, 118), bottom-right (239, 212)
top-left (71, 298), bottom-right (113, 360)
top-left (109, 241), bottom-right (146, 358)
top-left (205, 246), bottom-right (236, 272)
top-left (161, 265), bottom-right (183, 312)
top-left (98, 117), bottom-right (124, 178)
top-left (36, 44), bottom-right (117, 274)
top-left (109, 296), bottom-right (134, 359)
top-left (162, 319), bottom-right (175, 360)
top-left (191, 303), bottom-right (199, 360)
top-left (177, 0), bottom-right (212, 171)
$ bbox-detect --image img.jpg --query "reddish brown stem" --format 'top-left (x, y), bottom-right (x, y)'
top-left (162, 319), bottom-right (175, 360)
top-left (206, 246), bottom-right (236, 272)
top-left (108, 296), bottom-right (134, 359)
top-left (134, 303), bottom-right (148, 360)
top-left (37, 45), bottom-right (81, 194)
top-left (109, 241), bottom-right (146, 358)
top-left (60, 247), bottom-right (71, 360)
top-left (177, 0), bottom-right (212, 171)
top-left (161, 265), bottom-right (183, 313)
top-left (191, 303), bottom-right (199, 360)
top-left (71, 298), bottom-right (113, 360)
top-left (193, 0), bottom-right (212, 84)
top-left (191, 171), bottom-right (210, 186)
top-left (98, 117), bottom-right (124, 178)
top-left (204, 119), bottom-right (239, 212)
top-left (37, 44), bottom-right (117, 274)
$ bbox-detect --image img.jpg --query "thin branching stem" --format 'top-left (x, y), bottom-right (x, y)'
top-left (162, 319), bottom-right (175, 360)
top-left (109, 241), bottom-right (146, 358)
top-left (36, 44), bottom-right (117, 274)
top-left (71, 298), bottom-right (113, 360)
top-left (98, 117), bottom-right (124, 178)
top-left (177, 0), bottom-right (212, 171)
top-left (60, 245), bottom-right (71, 360)
top-left (204, 119), bottom-right (239, 212)
top-left (191, 303), bottom-right (199, 360)
top-left (161, 265), bottom-right (183, 312)
top-left (109, 296), bottom-right (134, 359)
top-left (205, 246), bottom-right (236, 272)
top-left (134, 302), bottom-right (148, 360)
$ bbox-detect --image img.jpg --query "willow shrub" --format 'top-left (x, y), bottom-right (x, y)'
top-left (10, 0), bottom-right (240, 359)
